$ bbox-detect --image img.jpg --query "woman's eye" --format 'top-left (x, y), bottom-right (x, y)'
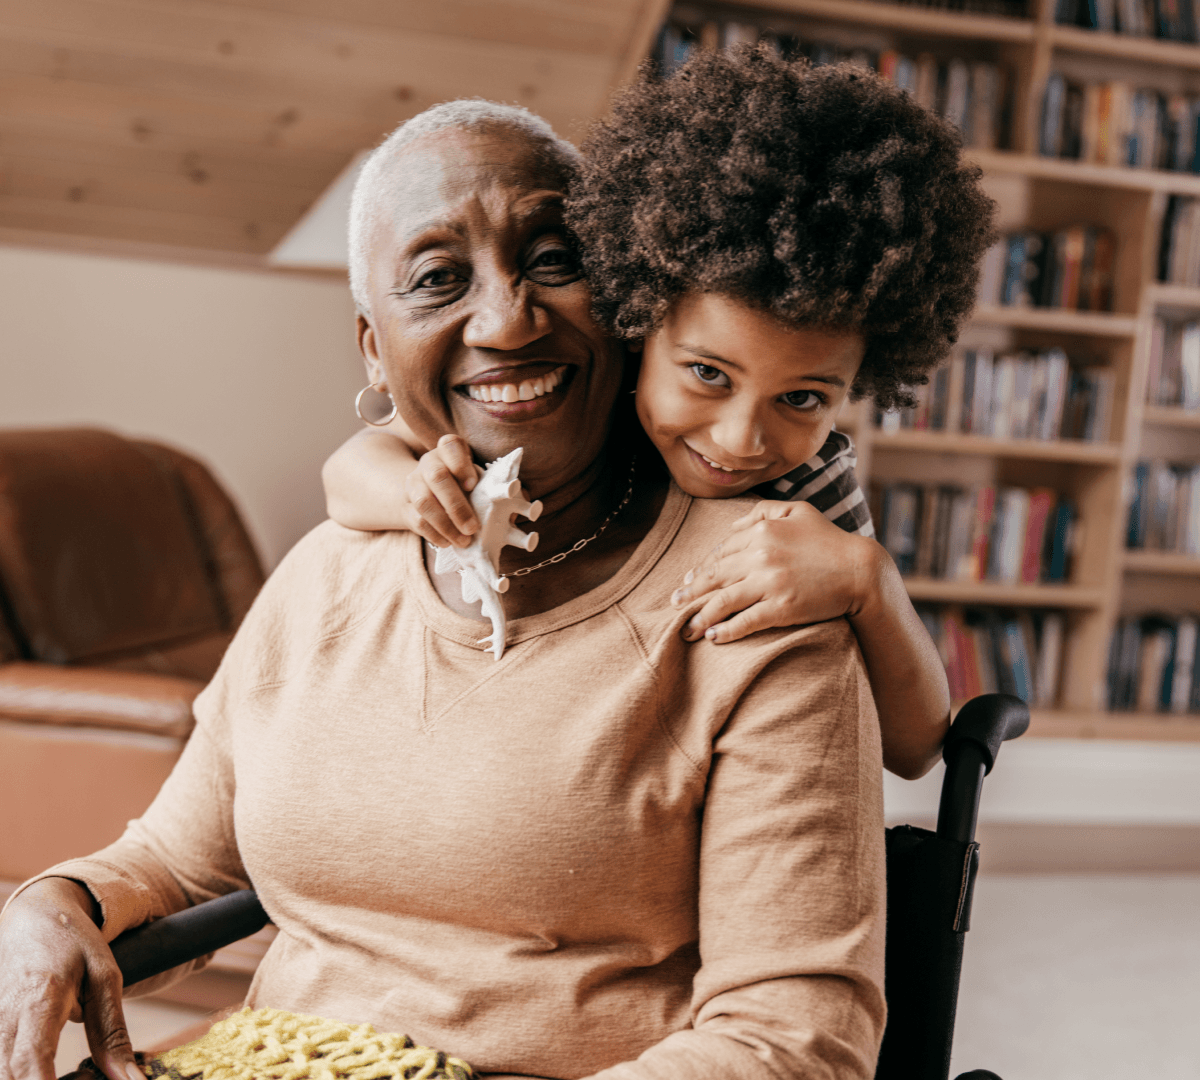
top-left (690, 363), bottom-right (729, 387)
top-left (527, 246), bottom-right (582, 281)
top-left (415, 267), bottom-right (462, 289)
top-left (782, 390), bottom-right (824, 411)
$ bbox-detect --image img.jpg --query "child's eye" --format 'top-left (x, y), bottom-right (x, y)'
top-left (782, 390), bottom-right (824, 411)
top-left (690, 363), bottom-right (729, 387)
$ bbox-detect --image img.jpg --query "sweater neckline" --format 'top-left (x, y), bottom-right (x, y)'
top-left (405, 481), bottom-right (692, 651)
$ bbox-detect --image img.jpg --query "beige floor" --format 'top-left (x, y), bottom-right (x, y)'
top-left (950, 873), bottom-right (1200, 1080)
top-left (52, 873), bottom-right (1200, 1080)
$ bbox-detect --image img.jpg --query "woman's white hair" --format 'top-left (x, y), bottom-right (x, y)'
top-left (348, 99), bottom-right (582, 317)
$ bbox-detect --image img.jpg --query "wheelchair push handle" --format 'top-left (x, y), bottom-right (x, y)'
top-left (109, 888), bottom-right (268, 987)
top-left (937, 694), bottom-right (1029, 845)
top-left (943, 693), bottom-right (1030, 776)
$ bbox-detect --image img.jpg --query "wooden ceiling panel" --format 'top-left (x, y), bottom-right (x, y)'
top-left (208, 0), bottom-right (646, 56)
top-left (0, 0), bottom-right (670, 257)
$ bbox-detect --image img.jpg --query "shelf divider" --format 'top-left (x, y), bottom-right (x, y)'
top-left (903, 579), bottom-right (1104, 607)
top-left (872, 429), bottom-right (1123, 462)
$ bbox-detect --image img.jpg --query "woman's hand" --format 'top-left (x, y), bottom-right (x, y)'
top-left (670, 501), bottom-right (880, 643)
top-left (0, 877), bottom-right (140, 1080)
top-left (404, 435), bottom-right (484, 549)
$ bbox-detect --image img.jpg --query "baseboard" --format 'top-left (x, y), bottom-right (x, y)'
top-left (976, 822), bottom-right (1200, 872)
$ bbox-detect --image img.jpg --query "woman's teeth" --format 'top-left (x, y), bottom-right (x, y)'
top-left (701, 454), bottom-right (736, 472)
top-left (467, 366), bottom-right (566, 403)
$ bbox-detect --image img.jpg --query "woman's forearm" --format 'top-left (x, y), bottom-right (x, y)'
top-left (322, 427), bottom-right (421, 532)
top-left (850, 546), bottom-right (951, 780)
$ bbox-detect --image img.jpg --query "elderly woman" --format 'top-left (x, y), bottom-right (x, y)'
top-left (0, 104), bottom-right (884, 1080)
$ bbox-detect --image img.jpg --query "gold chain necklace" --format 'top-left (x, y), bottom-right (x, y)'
top-left (505, 457), bottom-right (637, 579)
top-left (429, 457), bottom-right (637, 581)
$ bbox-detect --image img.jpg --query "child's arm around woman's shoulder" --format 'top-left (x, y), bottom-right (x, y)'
top-left (670, 498), bottom-right (951, 781)
top-left (323, 426), bottom-right (481, 547)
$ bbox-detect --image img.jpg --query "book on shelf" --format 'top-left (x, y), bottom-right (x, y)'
top-left (874, 482), bottom-right (1078, 583)
top-left (1058, 0), bottom-right (1195, 39)
top-left (1158, 196), bottom-right (1200, 286)
top-left (1107, 613), bottom-right (1200, 711)
top-left (1145, 314), bottom-right (1200, 407)
top-left (1040, 75), bottom-right (1200, 171)
top-left (980, 229), bottom-right (1115, 312)
top-left (919, 604), bottom-right (1064, 705)
top-left (1126, 459), bottom-right (1200, 555)
top-left (652, 21), bottom-right (1012, 149)
top-left (876, 347), bottom-right (1113, 442)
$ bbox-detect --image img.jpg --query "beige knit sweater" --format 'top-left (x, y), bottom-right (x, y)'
top-left (23, 484), bottom-right (886, 1080)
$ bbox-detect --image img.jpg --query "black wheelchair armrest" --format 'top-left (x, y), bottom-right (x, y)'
top-left (110, 888), bottom-right (268, 987)
top-left (937, 694), bottom-right (1029, 844)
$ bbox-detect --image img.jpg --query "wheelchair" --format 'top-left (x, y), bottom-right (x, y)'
top-left (109, 693), bottom-right (1029, 1080)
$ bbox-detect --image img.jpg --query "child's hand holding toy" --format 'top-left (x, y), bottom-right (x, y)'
top-left (671, 501), bottom-right (882, 644)
top-left (404, 434), bottom-right (483, 549)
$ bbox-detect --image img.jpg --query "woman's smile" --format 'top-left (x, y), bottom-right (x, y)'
top-left (460, 363), bottom-right (571, 417)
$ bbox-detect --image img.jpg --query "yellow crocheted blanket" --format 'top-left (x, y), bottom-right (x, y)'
top-left (73, 1007), bottom-right (476, 1080)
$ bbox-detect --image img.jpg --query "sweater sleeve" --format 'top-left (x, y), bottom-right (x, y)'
top-left (582, 620), bottom-right (887, 1080)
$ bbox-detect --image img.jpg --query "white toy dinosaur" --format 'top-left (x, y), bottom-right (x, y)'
top-left (434, 447), bottom-right (542, 660)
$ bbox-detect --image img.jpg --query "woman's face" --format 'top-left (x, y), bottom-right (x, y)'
top-left (636, 292), bottom-right (865, 499)
top-left (358, 129), bottom-right (623, 497)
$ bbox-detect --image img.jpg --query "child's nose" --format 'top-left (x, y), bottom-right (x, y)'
top-left (711, 406), bottom-right (767, 461)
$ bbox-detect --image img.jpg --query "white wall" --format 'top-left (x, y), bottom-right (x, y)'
top-left (0, 244), bottom-right (366, 568)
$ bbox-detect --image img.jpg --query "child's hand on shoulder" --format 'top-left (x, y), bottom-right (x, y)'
top-left (671, 501), bottom-right (883, 643)
top-left (406, 434), bottom-right (484, 549)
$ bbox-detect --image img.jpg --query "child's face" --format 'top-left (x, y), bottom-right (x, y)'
top-left (636, 292), bottom-right (865, 499)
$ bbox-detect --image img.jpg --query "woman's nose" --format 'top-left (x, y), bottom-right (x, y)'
top-left (462, 281), bottom-right (552, 351)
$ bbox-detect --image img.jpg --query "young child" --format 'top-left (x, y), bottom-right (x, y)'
top-left (323, 49), bottom-right (996, 779)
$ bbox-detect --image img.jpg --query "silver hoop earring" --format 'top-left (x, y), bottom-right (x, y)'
top-left (355, 385), bottom-right (398, 427)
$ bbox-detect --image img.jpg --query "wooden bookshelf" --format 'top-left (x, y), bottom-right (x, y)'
top-left (746, 0), bottom-right (1035, 41)
top-left (970, 303), bottom-right (1140, 336)
top-left (1142, 405), bottom-right (1200, 427)
top-left (657, 0), bottom-right (1200, 740)
top-left (1048, 24), bottom-right (1200, 68)
top-left (1148, 283), bottom-right (1200, 309)
top-left (871, 429), bottom-right (1123, 462)
top-left (904, 579), bottom-right (1105, 606)
top-left (969, 150), bottom-right (1200, 196)
top-left (1123, 550), bottom-right (1200, 575)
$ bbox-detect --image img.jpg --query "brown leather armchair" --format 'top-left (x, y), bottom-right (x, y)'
top-left (0, 428), bottom-right (264, 882)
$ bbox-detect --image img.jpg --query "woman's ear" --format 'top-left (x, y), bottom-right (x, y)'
top-left (626, 338), bottom-right (644, 354)
top-left (356, 315), bottom-right (388, 392)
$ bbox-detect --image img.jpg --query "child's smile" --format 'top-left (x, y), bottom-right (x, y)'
top-left (635, 292), bottom-right (866, 499)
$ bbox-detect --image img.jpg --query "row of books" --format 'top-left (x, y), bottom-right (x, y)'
top-left (1126, 460), bottom-right (1200, 553)
top-left (878, 348), bottom-right (1115, 443)
top-left (918, 605), bottom-right (1064, 705)
top-left (1057, 0), bottom-right (1196, 39)
top-left (977, 228), bottom-right (1116, 312)
top-left (653, 26), bottom-right (1011, 150)
top-left (1145, 316), bottom-right (1200, 407)
top-left (1107, 614), bottom-right (1200, 712)
top-left (1158, 195), bottom-right (1200, 286)
top-left (1040, 77), bottom-right (1200, 171)
top-left (874, 483), bottom-right (1078, 583)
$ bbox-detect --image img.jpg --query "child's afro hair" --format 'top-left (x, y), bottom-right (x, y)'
top-left (566, 47), bottom-right (998, 409)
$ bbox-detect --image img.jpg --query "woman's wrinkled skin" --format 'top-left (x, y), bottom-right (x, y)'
top-left (355, 128), bottom-right (666, 619)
